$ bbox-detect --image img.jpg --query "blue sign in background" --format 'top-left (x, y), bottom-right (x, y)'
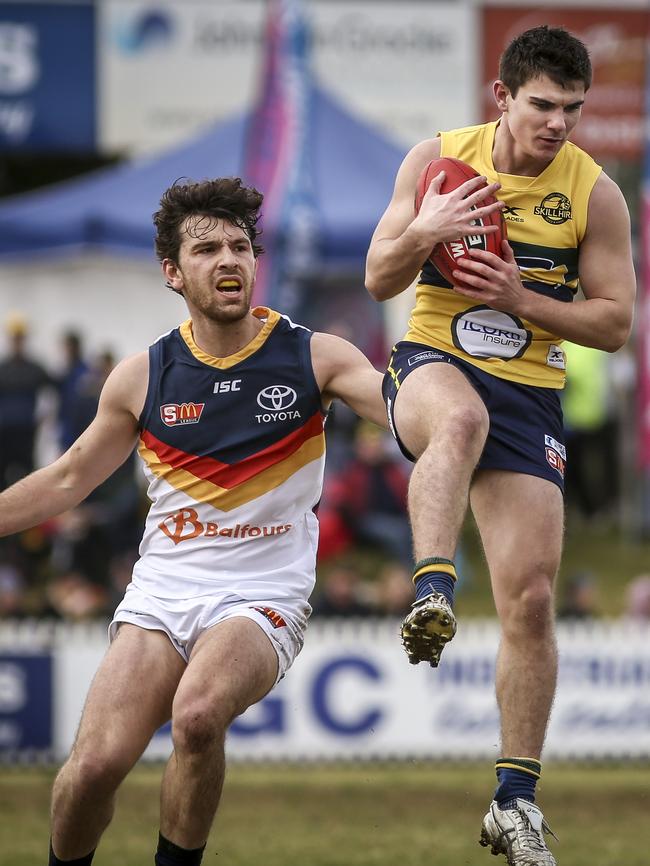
top-left (0, 654), bottom-right (52, 752)
top-left (0, 2), bottom-right (95, 151)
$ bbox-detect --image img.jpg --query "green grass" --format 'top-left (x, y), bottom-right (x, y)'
top-left (2, 762), bottom-right (650, 866)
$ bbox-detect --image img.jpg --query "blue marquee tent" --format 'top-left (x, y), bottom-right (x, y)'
top-left (0, 87), bottom-right (405, 270)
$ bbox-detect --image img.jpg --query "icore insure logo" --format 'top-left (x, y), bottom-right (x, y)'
top-left (534, 192), bottom-right (572, 225)
top-left (256, 385), bottom-right (297, 411)
top-left (452, 306), bottom-right (531, 360)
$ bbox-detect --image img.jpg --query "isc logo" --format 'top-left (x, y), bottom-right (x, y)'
top-left (160, 402), bottom-right (205, 426)
top-left (213, 379), bottom-right (241, 394)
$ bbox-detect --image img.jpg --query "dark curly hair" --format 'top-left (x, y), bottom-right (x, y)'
top-left (499, 26), bottom-right (592, 97)
top-left (153, 177), bottom-right (264, 263)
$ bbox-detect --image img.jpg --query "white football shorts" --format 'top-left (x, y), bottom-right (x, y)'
top-left (110, 582), bottom-right (311, 683)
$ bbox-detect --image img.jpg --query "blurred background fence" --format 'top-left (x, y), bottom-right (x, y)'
top-left (2, 618), bottom-right (650, 763)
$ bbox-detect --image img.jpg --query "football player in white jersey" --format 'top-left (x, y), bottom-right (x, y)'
top-left (0, 177), bottom-right (387, 866)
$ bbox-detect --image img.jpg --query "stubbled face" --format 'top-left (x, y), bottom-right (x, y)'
top-left (163, 216), bottom-right (257, 323)
top-left (496, 73), bottom-right (585, 163)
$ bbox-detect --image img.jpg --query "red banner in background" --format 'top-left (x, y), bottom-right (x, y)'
top-left (481, 8), bottom-right (649, 161)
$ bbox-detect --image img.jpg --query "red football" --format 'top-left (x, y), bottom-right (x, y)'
top-left (414, 156), bottom-right (506, 288)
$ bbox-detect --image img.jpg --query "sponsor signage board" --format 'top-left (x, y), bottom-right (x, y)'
top-left (0, 654), bottom-right (52, 754)
top-left (0, 1), bottom-right (95, 150)
top-left (481, 7), bottom-right (649, 160)
top-left (98, 0), bottom-right (475, 154)
top-left (148, 622), bottom-right (650, 760)
top-left (4, 622), bottom-right (648, 761)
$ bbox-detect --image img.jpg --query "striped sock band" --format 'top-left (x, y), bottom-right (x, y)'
top-left (412, 557), bottom-right (457, 606)
top-left (494, 757), bottom-right (542, 808)
top-left (495, 757), bottom-right (542, 779)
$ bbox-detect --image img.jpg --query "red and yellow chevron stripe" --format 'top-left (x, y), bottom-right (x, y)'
top-left (138, 411), bottom-right (325, 512)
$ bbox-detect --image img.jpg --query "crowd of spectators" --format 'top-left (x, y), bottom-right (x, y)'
top-left (0, 315), bottom-right (647, 624)
top-left (0, 315), bottom-right (142, 621)
top-left (0, 312), bottom-right (422, 623)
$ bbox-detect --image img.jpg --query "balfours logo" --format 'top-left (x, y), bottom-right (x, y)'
top-left (160, 402), bottom-right (205, 426)
top-left (158, 508), bottom-right (292, 545)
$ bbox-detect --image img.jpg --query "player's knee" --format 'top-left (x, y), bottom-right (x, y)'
top-left (438, 403), bottom-right (489, 457)
top-left (501, 578), bottom-right (555, 640)
top-left (67, 747), bottom-right (129, 794)
top-left (172, 695), bottom-right (236, 755)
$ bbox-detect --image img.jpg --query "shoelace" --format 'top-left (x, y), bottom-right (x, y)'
top-left (512, 812), bottom-right (546, 852)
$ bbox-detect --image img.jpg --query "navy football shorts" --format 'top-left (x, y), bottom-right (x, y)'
top-left (382, 341), bottom-right (566, 492)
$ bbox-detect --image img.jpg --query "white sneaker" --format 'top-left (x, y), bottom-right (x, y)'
top-left (400, 591), bottom-right (456, 667)
top-left (479, 799), bottom-right (558, 865)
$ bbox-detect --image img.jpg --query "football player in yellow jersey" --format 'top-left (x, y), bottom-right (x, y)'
top-left (366, 25), bottom-right (635, 866)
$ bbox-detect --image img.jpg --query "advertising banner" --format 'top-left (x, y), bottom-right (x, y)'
top-left (98, 0), bottom-right (261, 154)
top-left (46, 621), bottom-right (650, 762)
top-left (309, 0), bottom-right (476, 148)
top-left (221, 621), bottom-right (650, 761)
top-left (481, 8), bottom-right (649, 160)
top-left (98, 0), bottom-right (475, 155)
top-left (0, 1), bottom-right (95, 151)
top-left (0, 654), bottom-right (52, 755)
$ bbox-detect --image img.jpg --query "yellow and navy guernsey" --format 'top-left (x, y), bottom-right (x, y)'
top-left (405, 121), bottom-right (602, 388)
top-left (133, 307), bottom-right (326, 602)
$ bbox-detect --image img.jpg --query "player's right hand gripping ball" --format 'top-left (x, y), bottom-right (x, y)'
top-left (401, 592), bottom-right (457, 667)
top-left (414, 156), bottom-right (507, 291)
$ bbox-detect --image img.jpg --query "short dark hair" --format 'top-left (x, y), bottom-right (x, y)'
top-left (153, 177), bottom-right (264, 263)
top-left (499, 26), bottom-right (592, 96)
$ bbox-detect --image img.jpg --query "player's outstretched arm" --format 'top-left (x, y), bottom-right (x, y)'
top-left (0, 351), bottom-right (148, 537)
top-left (365, 138), bottom-right (502, 302)
top-left (311, 332), bottom-right (387, 429)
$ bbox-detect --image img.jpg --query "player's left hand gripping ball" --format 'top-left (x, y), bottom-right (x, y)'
top-left (401, 592), bottom-right (457, 667)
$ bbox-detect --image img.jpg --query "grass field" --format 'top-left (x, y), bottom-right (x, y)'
top-left (2, 762), bottom-right (649, 866)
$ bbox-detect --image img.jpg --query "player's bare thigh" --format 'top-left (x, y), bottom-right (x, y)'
top-left (173, 617), bottom-right (279, 721)
top-left (393, 361), bottom-right (489, 459)
top-left (470, 469), bottom-right (564, 611)
top-left (72, 624), bottom-right (186, 764)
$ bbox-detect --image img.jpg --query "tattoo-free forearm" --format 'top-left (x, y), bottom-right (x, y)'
top-left (366, 227), bottom-right (431, 302)
top-left (0, 460), bottom-right (87, 536)
top-left (518, 293), bottom-right (632, 353)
